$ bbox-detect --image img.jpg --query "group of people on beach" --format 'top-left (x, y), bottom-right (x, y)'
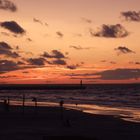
top-left (2, 96), bottom-right (64, 111)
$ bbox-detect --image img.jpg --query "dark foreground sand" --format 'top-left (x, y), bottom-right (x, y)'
top-left (0, 105), bottom-right (140, 140)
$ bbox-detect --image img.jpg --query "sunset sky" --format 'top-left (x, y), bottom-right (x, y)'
top-left (0, 0), bottom-right (140, 84)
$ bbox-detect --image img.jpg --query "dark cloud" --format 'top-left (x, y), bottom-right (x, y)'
top-left (0, 44), bottom-right (12, 55)
top-left (0, 21), bottom-right (25, 34)
top-left (7, 51), bottom-right (19, 58)
top-left (89, 24), bottom-right (129, 38)
top-left (52, 50), bottom-right (65, 59)
top-left (0, 0), bottom-right (17, 12)
top-left (0, 41), bottom-right (20, 58)
top-left (121, 11), bottom-right (140, 22)
top-left (66, 69), bottom-right (140, 80)
top-left (0, 57), bottom-right (49, 74)
top-left (94, 69), bottom-right (140, 80)
top-left (115, 46), bottom-right (135, 55)
top-left (42, 50), bottom-right (66, 59)
top-left (0, 41), bottom-right (11, 49)
top-left (69, 45), bottom-right (90, 50)
top-left (27, 58), bottom-right (46, 66)
top-left (0, 56), bottom-right (53, 74)
top-left (17, 61), bottom-right (25, 65)
top-left (42, 52), bottom-right (53, 58)
top-left (0, 59), bottom-right (34, 74)
top-left (0, 60), bottom-right (19, 73)
top-left (81, 17), bottom-right (92, 24)
top-left (51, 59), bottom-right (67, 65)
top-left (33, 18), bottom-right (43, 25)
top-left (56, 31), bottom-right (64, 38)
top-left (135, 62), bottom-right (140, 65)
top-left (66, 64), bottom-right (79, 70)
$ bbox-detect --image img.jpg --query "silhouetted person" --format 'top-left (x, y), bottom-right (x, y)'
top-left (32, 97), bottom-right (37, 106)
top-left (22, 94), bottom-right (25, 115)
top-left (76, 103), bottom-right (78, 107)
top-left (3, 99), bottom-right (9, 112)
top-left (59, 100), bottom-right (64, 120)
top-left (7, 97), bottom-right (10, 105)
top-left (59, 100), bottom-right (64, 107)
top-left (3, 99), bottom-right (7, 111)
top-left (65, 119), bottom-right (71, 127)
top-left (7, 97), bottom-right (10, 112)
top-left (32, 97), bottom-right (38, 114)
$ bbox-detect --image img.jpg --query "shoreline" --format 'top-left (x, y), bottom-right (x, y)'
top-left (1, 100), bottom-right (140, 123)
top-left (0, 104), bottom-right (140, 140)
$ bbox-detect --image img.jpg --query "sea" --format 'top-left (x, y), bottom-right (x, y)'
top-left (0, 84), bottom-right (140, 123)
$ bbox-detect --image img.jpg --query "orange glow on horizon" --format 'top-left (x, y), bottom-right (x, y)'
top-left (0, 0), bottom-right (140, 84)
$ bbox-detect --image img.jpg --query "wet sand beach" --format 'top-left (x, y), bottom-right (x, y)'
top-left (0, 104), bottom-right (140, 140)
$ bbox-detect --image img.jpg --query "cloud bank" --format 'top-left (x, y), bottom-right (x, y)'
top-left (51, 59), bottom-right (67, 65)
top-left (42, 50), bottom-right (66, 59)
top-left (0, 60), bottom-right (19, 74)
top-left (115, 46), bottom-right (135, 55)
top-left (0, 41), bottom-right (20, 58)
top-left (27, 58), bottom-right (46, 66)
top-left (121, 11), bottom-right (140, 22)
top-left (95, 69), bottom-right (140, 80)
top-left (0, 21), bottom-right (25, 34)
top-left (90, 24), bottom-right (129, 38)
top-left (0, 0), bottom-right (17, 12)
top-left (66, 69), bottom-right (140, 80)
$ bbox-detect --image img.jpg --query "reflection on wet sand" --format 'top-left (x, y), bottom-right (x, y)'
top-left (1, 100), bottom-right (139, 123)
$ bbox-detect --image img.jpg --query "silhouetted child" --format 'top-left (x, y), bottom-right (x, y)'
top-left (3, 99), bottom-right (9, 112)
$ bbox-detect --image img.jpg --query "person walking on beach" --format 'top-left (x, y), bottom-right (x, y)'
top-left (3, 99), bottom-right (9, 112)
top-left (32, 97), bottom-right (38, 115)
top-left (59, 100), bottom-right (64, 107)
top-left (22, 94), bottom-right (25, 115)
top-left (59, 100), bottom-right (64, 120)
